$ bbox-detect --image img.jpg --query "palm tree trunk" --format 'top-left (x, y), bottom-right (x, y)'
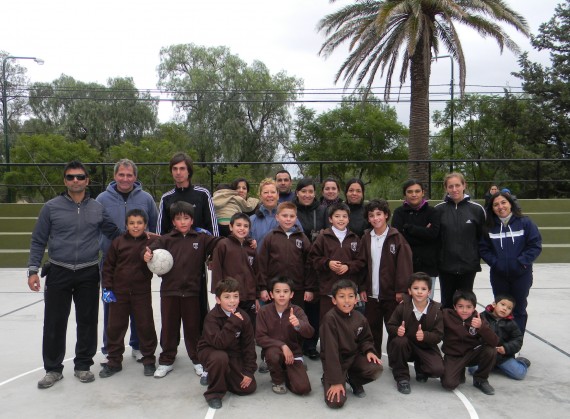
top-left (408, 47), bottom-right (431, 186)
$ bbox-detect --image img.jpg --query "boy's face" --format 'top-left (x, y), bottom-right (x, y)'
top-left (492, 299), bottom-right (514, 318)
top-left (454, 298), bottom-right (475, 320)
top-left (408, 280), bottom-right (430, 304)
top-left (270, 282), bottom-right (294, 308)
top-left (126, 215), bottom-right (147, 238)
top-left (329, 210), bottom-right (349, 231)
top-left (216, 291), bottom-right (240, 313)
top-left (230, 218), bottom-right (250, 240)
top-left (332, 287), bottom-right (357, 314)
top-left (276, 208), bottom-right (297, 231)
top-left (173, 213), bottom-right (193, 234)
top-left (368, 209), bottom-right (389, 231)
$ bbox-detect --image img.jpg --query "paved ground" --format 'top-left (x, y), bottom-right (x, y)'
top-left (0, 265), bottom-right (569, 419)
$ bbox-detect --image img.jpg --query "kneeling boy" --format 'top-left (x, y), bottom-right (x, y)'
top-left (197, 278), bottom-right (257, 409)
top-left (320, 279), bottom-right (383, 409)
top-left (256, 276), bottom-right (314, 395)
top-left (386, 272), bottom-right (444, 394)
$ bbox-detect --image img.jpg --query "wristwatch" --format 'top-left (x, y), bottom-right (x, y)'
top-left (27, 269), bottom-right (38, 278)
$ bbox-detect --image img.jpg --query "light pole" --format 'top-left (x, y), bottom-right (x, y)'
top-left (1, 55), bottom-right (44, 202)
top-left (432, 55), bottom-right (454, 172)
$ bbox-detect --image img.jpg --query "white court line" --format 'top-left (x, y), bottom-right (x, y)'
top-left (453, 388), bottom-right (479, 419)
top-left (204, 407), bottom-right (216, 419)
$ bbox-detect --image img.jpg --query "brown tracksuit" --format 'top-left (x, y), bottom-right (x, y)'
top-left (360, 227), bottom-right (413, 353)
top-left (320, 307), bottom-right (383, 408)
top-left (386, 299), bottom-right (444, 382)
top-left (102, 232), bottom-right (157, 367)
top-left (441, 308), bottom-right (499, 389)
top-left (255, 302), bottom-right (314, 395)
top-left (309, 229), bottom-right (365, 320)
top-left (197, 305), bottom-right (257, 401)
top-left (150, 229), bottom-right (220, 365)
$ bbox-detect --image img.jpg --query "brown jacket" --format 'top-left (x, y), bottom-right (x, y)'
top-left (150, 229), bottom-right (220, 297)
top-left (309, 228), bottom-right (365, 296)
top-left (211, 235), bottom-right (259, 301)
top-left (386, 299), bottom-right (443, 349)
top-left (257, 227), bottom-right (314, 292)
top-left (102, 232), bottom-right (156, 294)
top-left (442, 308), bottom-right (499, 357)
top-left (320, 307), bottom-right (377, 385)
top-left (255, 302), bottom-right (314, 358)
top-left (360, 227), bottom-right (413, 300)
top-left (197, 304), bottom-right (257, 378)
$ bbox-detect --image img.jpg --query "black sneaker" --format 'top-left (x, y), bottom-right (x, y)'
top-left (474, 379), bottom-right (495, 395)
top-left (144, 364), bottom-right (156, 377)
top-left (304, 348), bottom-right (320, 360)
top-left (517, 357), bottom-right (531, 368)
top-left (207, 398), bottom-right (222, 409)
top-left (99, 364), bottom-right (122, 378)
top-left (397, 380), bottom-right (411, 394)
top-left (258, 360), bottom-right (269, 374)
top-left (347, 376), bottom-right (366, 398)
top-left (415, 372), bottom-right (428, 383)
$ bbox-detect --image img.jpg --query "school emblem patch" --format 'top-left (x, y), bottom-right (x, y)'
top-left (193, 243), bottom-right (199, 250)
top-left (390, 244), bottom-right (396, 254)
top-left (351, 242), bottom-right (357, 252)
top-left (296, 239), bottom-right (303, 249)
top-left (356, 326), bottom-right (363, 336)
top-left (469, 326), bottom-right (477, 336)
top-left (248, 256), bottom-right (254, 266)
top-left (235, 331), bottom-right (241, 338)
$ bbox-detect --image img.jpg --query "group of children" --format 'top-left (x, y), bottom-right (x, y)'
top-left (101, 197), bottom-right (530, 409)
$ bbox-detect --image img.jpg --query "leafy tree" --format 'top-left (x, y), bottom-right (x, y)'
top-left (288, 95), bottom-right (408, 185)
top-left (26, 75), bottom-right (158, 154)
top-left (158, 44), bottom-right (303, 166)
top-left (317, 0), bottom-right (529, 184)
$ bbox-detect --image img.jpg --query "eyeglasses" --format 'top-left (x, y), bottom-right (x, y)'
top-left (65, 174), bottom-right (87, 181)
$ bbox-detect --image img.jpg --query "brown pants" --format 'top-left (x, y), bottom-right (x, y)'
top-left (387, 336), bottom-right (444, 381)
top-left (106, 292), bottom-right (157, 367)
top-left (364, 298), bottom-right (398, 354)
top-left (265, 346), bottom-right (311, 395)
top-left (319, 295), bottom-right (335, 323)
top-left (323, 353), bottom-right (383, 408)
top-left (441, 345), bottom-right (496, 390)
top-left (158, 295), bottom-right (201, 365)
top-left (199, 348), bottom-right (257, 401)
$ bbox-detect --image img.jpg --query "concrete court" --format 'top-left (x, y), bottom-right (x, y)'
top-left (0, 265), bottom-right (568, 419)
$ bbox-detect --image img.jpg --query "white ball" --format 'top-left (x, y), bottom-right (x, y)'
top-left (147, 249), bottom-right (174, 276)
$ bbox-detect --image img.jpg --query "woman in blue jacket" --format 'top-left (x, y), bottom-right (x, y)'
top-left (479, 192), bottom-right (542, 334)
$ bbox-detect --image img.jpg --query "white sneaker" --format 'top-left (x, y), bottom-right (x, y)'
top-left (193, 363), bottom-right (204, 376)
top-left (154, 364), bottom-right (174, 379)
top-left (131, 349), bottom-right (143, 362)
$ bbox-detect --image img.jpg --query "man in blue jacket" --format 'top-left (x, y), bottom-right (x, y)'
top-left (27, 161), bottom-right (121, 389)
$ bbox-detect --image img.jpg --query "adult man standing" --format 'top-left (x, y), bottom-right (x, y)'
top-left (28, 161), bottom-right (121, 389)
top-left (275, 170), bottom-right (295, 203)
top-left (157, 152), bottom-right (218, 236)
top-left (96, 159), bottom-right (159, 360)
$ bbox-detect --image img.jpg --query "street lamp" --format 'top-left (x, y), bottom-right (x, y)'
top-left (2, 56), bottom-right (44, 173)
top-left (432, 55), bottom-right (454, 172)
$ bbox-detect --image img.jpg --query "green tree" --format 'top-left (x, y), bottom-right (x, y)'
top-left (158, 44), bottom-right (303, 165)
top-left (317, 0), bottom-right (529, 184)
top-left (26, 75), bottom-right (158, 154)
top-left (288, 96), bottom-right (408, 184)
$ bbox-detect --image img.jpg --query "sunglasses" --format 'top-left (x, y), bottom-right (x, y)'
top-left (65, 174), bottom-right (87, 181)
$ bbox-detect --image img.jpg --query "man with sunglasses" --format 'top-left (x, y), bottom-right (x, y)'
top-left (27, 161), bottom-right (121, 389)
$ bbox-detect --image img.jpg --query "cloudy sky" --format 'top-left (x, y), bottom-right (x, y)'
top-left (1, 0), bottom-right (562, 125)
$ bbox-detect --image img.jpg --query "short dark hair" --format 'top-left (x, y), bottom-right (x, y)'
top-left (63, 160), bottom-right (88, 177)
top-left (331, 279), bottom-right (358, 298)
top-left (231, 178), bottom-right (250, 193)
top-left (230, 212), bottom-right (250, 226)
top-left (402, 179), bottom-right (424, 196)
top-left (169, 152), bottom-right (193, 178)
top-left (269, 276), bottom-right (294, 293)
top-left (215, 277), bottom-right (240, 297)
top-left (169, 201), bottom-right (194, 220)
top-left (365, 199), bottom-right (391, 220)
top-left (215, 183), bottom-right (232, 191)
top-left (275, 170), bottom-right (291, 180)
top-left (494, 294), bottom-right (516, 307)
top-left (126, 208), bottom-right (148, 225)
top-left (295, 177), bottom-right (316, 192)
top-left (453, 289), bottom-right (477, 306)
top-left (328, 202), bottom-right (350, 218)
top-left (408, 272), bottom-right (432, 290)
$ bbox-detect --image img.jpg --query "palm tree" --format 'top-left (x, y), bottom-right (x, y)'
top-left (318, 0), bottom-right (529, 184)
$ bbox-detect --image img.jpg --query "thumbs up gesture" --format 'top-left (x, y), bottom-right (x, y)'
top-left (289, 307), bottom-right (300, 328)
top-left (143, 246), bottom-right (153, 262)
top-left (471, 311), bottom-right (482, 329)
top-left (416, 324), bottom-right (424, 341)
top-left (397, 321), bottom-right (406, 337)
